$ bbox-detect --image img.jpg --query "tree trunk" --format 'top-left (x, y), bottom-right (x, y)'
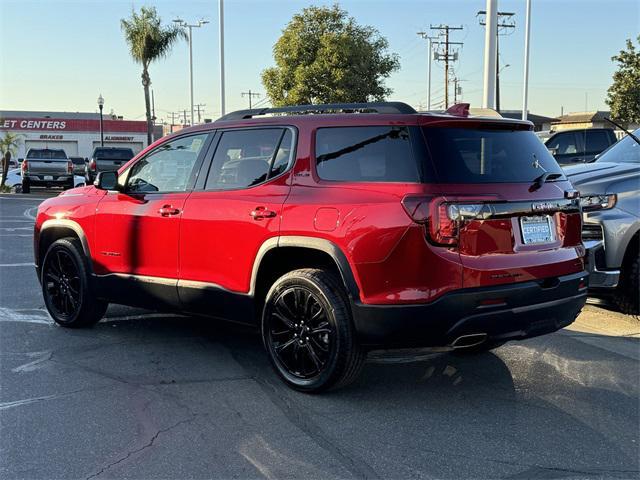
top-left (0, 152), bottom-right (9, 189)
top-left (142, 66), bottom-right (153, 146)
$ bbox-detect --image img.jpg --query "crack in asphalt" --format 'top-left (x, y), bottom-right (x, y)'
top-left (229, 347), bottom-right (380, 480)
top-left (84, 415), bottom-right (196, 480)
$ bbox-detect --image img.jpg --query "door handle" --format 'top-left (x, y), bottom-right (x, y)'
top-left (158, 205), bottom-right (181, 217)
top-left (250, 207), bottom-right (277, 220)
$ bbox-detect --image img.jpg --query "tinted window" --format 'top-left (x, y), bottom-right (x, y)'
top-left (93, 148), bottom-right (134, 160)
top-left (597, 130), bottom-right (640, 163)
top-left (71, 157), bottom-right (85, 165)
top-left (315, 126), bottom-right (420, 182)
top-left (422, 127), bottom-right (565, 183)
top-left (205, 128), bottom-right (294, 190)
top-left (126, 134), bottom-right (207, 193)
top-left (27, 149), bottom-right (66, 159)
top-left (546, 132), bottom-right (580, 154)
top-left (585, 130), bottom-right (612, 152)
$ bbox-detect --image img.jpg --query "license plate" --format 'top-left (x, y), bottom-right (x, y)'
top-left (44, 175), bottom-right (53, 181)
top-left (520, 216), bottom-right (555, 244)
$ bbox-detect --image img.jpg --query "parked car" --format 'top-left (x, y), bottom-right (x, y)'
top-left (34, 102), bottom-right (587, 392)
top-left (21, 148), bottom-right (74, 193)
top-left (545, 128), bottom-right (617, 165)
top-left (564, 129), bottom-right (640, 315)
top-left (5, 168), bottom-right (85, 193)
top-left (68, 156), bottom-right (87, 176)
top-left (85, 147), bottom-right (135, 183)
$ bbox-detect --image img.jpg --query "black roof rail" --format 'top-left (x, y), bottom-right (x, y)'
top-left (217, 102), bottom-right (417, 121)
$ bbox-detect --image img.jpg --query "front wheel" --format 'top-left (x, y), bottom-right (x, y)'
top-left (261, 268), bottom-right (365, 393)
top-left (41, 238), bottom-right (108, 328)
top-left (615, 249), bottom-right (639, 317)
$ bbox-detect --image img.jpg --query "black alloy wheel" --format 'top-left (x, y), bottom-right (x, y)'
top-left (43, 248), bottom-right (81, 319)
top-left (262, 269), bottom-right (365, 392)
top-left (267, 286), bottom-right (334, 379)
top-left (41, 238), bottom-right (107, 327)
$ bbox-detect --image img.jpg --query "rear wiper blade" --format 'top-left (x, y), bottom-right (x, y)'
top-left (604, 117), bottom-right (640, 145)
top-left (530, 172), bottom-right (562, 191)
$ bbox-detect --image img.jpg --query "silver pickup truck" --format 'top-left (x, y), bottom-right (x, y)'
top-left (21, 148), bottom-right (74, 193)
top-left (564, 129), bottom-right (640, 316)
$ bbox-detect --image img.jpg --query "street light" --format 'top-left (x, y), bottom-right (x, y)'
top-left (97, 94), bottom-right (104, 147)
top-left (173, 17), bottom-right (209, 126)
top-left (417, 32), bottom-right (439, 111)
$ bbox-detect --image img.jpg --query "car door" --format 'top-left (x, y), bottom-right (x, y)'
top-left (178, 127), bottom-right (296, 321)
top-left (93, 132), bottom-right (211, 308)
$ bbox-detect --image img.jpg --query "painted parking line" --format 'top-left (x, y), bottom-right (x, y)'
top-left (0, 263), bottom-right (34, 267)
top-left (24, 207), bottom-right (37, 220)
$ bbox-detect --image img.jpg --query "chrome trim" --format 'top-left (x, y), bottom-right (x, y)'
top-left (95, 273), bottom-right (177, 286)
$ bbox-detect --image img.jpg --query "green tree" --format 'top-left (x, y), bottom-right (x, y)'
top-left (606, 35), bottom-right (640, 125)
top-left (121, 7), bottom-right (186, 144)
top-left (262, 4), bottom-right (399, 106)
top-left (0, 132), bottom-right (22, 189)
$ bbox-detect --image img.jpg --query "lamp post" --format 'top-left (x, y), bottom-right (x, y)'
top-left (417, 32), bottom-right (439, 111)
top-left (97, 94), bottom-right (104, 147)
top-left (173, 18), bottom-right (209, 126)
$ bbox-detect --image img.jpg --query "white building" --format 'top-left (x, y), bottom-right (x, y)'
top-left (0, 111), bottom-right (150, 160)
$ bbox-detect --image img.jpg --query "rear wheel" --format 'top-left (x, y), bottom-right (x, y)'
top-left (614, 245), bottom-right (639, 317)
top-left (262, 268), bottom-right (365, 392)
top-left (41, 238), bottom-right (108, 328)
top-left (64, 178), bottom-right (74, 190)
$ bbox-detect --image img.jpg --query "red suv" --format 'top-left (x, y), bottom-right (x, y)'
top-left (34, 102), bottom-right (587, 392)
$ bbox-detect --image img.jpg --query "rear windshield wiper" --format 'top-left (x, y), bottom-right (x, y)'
top-left (604, 117), bottom-right (640, 146)
top-left (530, 172), bottom-right (563, 191)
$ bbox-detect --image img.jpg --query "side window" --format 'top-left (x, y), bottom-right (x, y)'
top-left (126, 134), bottom-right (207, 193)
top-left (205, 128), bottom-right (294, 190)
top-left (547, 132), bottom-right (578, 155)
top-left (315, 126), bottom-right (420, 182)
top-left (585, 130), bottom-right (612, 153)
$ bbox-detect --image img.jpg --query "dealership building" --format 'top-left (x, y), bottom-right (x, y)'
top-left (0, 111), bottom-right (156, 160)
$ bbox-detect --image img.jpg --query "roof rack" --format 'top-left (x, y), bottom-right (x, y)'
top-left (217, 102), bottom-right (417, 121)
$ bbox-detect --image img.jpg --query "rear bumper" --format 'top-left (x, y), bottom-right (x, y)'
top-left (351, 271), bottom-right (588, 348)
top-left (25, 175), bottom-right (72, 185)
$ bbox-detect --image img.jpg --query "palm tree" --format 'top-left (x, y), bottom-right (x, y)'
top-left (0, 132), bottom-right (22, 188)
top-left (121, 7), bottom-right (186, 145)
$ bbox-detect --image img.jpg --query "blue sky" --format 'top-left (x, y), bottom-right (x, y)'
top-left (1, 0), bottom-right (638, 122)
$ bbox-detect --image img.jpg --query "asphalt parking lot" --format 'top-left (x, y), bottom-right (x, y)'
top-left (1, 192), bottom-right (639, 480)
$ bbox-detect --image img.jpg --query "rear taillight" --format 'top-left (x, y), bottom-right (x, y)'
top-left (21, 160), bottom-right (28, 173)
top-left (402, 196), bottom-right (488, 246)
top-left (67, 161), bottom-right (73, 174)
top-left (89, 159), bottom-right (96, 171)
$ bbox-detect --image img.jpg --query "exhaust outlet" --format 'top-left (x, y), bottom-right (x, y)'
top-left (451, 333), bottom-right (488, 349)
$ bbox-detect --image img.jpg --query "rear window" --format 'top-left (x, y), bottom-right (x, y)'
top-left (93, 148), bottom-right (134, 160)
top-left (422, 127), bottom-right (565, 183)
top-left (315, 126), bottom-right (421, 182)
top-left (585, 130), bottom-right (612, 152)
top-left (27, 149), bottom-right (66, 159)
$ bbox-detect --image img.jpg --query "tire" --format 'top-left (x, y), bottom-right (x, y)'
top-left (64, 178), bottom-right (74, 190)
top-left (261, 268), bottom-right (365, 393)
top-left (21, 179), bottom-right (30, 194)
top-left (41, 238), bottom-right (108, 328)
top-left (614, 247), bottom-right (639, 317)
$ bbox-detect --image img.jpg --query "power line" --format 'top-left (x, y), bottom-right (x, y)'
top-left (241, 90), bottom-right (261, 109)
top-left (430, 24), bottom-right (464, 109)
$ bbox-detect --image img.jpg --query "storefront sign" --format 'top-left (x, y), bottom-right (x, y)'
top-left (39, 134), bottom-right (64, 140)
top-left (0, 117), bottom-right (147, 133)
top-left (105, 136), bottom-right (135, 142)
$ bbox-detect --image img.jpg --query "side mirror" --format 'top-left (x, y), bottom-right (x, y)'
top-left (94, 171), bottom-right (118, 191)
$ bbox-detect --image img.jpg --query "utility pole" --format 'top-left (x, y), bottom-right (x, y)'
top-left (430, 24), bottom-right (463, 109)
top-left (219, 0), bottom-right (226, 116)
top-left (522, 0), bottom-right (531, 120)
top-left (241, 90), bottom-right (261, 109)
top-left (478, 9), bottom-right (515, 112)
top-left (183, 109), bottom-right (188, 126)
top-left (168, 111), bottom-right (179, 133)
top-left (195, 104), bottom-right (206, 124)
top-left (481, 0), bottom-right (498, 109)
top-left (417, 32), bottom-right (439, 110)
top-left (151, 89), bottom-right (156, 124)
top-left (173, 18), bottom-right (209, 126)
